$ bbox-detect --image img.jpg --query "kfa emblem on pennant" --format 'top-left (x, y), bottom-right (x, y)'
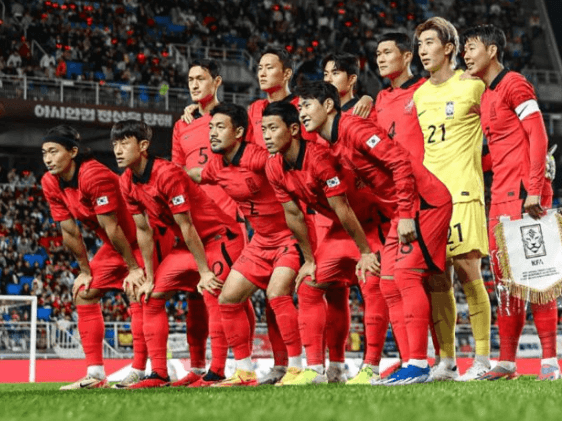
top-left (445, 101), bottom-right (455, 119)
top-left (520, 224), bottom-right (546, 259)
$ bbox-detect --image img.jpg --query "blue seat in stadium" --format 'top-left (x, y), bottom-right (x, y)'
top-left (37, 307), bottom-right (52, 322)
top-left (94, 71), bottom-right (106, 81)
top-left (23, 253), bottom-right (45, 268)
top-left (6, 284), bottom-right (23, 295)
top-left (2, 313), bottom-right (10, 321)
top-left (19, 276), bottom-right (34, 287)
top-left (66, 61), bottom-right (84, 79)
top-left (154, 16), bottom-right (172, 26)
top-left (105, 329), bottom-right (115, 347)
top-left (167, 24), bottom-right (186, 34)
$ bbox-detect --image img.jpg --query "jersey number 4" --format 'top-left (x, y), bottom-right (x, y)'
top-left (427, 124), bottom-right (446, 143)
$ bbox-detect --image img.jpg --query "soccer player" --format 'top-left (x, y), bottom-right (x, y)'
top-left (188, 103), bottom-right (303, 386)
top-left (296, 81), bottom-right (453, 384)
top-left (262, 101), bottom-right (385, 385)
top-left (112, 119), bottom-right (245, 388)
top-left (463, 24), bottom-right (559, 380)
top-left (172, 59), bottom-right (243, 387)
top-left (414, 17), bottom-right (492, 381)
top-left (41, 125), bottom-right (147, 390)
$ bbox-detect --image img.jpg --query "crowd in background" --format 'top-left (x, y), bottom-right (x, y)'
top-left (0, 0), bottom-right (544, 90)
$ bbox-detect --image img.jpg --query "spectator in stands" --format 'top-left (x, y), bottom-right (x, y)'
top-left (55, 57), bottom-right (66, 79)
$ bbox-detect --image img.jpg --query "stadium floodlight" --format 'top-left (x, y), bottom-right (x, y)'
top-left (0, 295), bottom-right (38, 382)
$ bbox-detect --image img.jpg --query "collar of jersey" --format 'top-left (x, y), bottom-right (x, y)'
top-left (132, 155), bottom-right (156, 184)
top-left (283, 138), bottom-right (306, 170)
top-left (58, 159), bottom-right (82, 190)
top-left (341, 97), bottom-right (359, 112)
top-left (489, 68), bottom-right (510, 91)
top-left (329, 112), bottom-right (342, 144)
top-left (224, 141), bottom-right (247, 167)
top-left (400, 75), bottom-right (423, 90)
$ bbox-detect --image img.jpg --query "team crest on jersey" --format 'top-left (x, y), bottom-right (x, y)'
top-left (245, 177), bottom-right (260, 194)
top-left (326, 176), bottom-right (341, 188)
top-left (520, 224), bottom-right (546, 259)
top-left (404, 99), bottom-right (415, 115)
top-left (96, 196), bottom-right (109, 206)
top-left (445, 101), bottom-right (455, 119)
top-left (366, 134), bottom-right (381, 148)
top-left (172, 195), bottom-right (185, 206)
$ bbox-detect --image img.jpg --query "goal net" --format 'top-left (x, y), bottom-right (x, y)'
top-left (0, 295), bottom-right (37, 382)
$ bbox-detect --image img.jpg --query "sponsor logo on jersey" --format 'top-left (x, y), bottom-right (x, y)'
top-left (96, 196), bottom-right (109, 206)
top-left (446, 101), bottom-right (455, 119)
top-left (326, 176), bottom-right (341, 188)
top-left (172, 195), bottom-right (185, 205)
top-left (366, 134), bottom-right (381, 148)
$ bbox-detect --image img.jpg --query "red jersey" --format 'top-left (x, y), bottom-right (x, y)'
top-left (480, 69), bottom-right (549, 202)
top-left (41, 159), bottom-right (137, 245)
top-left (120, 157), bottom-right (238, 243)
top-left (201, 142), bottom-right (294, 247)
top-left (246, 93), bottom-right (317, 147)
top-left (265, 139), bottom-right (380, 225)
top-left (327, 113), bottom-right (451, 219)
top-left (172, 111), bottom-right (240, 220)
top-left (375, 76), bottom-right (426, 163)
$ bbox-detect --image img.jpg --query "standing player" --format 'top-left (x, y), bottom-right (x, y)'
top-left (112, 119), bottom-right (245, 388)
top-left (463, 24), bottom-right (559, 380)
top-left (41, 125), bottom-right (147, 390)
top-left (189, 103), bottom-right (303, 386)
top-left (374, 32), bottom-right (447, 373)
top-left (296, 81), bottom-right (453, 385)
top-left (262, 101), bottom-right (385, 385)
top-left (172, 59), bottom-right (242, 387)
top-left (414, 17), bottom-right (492, 381)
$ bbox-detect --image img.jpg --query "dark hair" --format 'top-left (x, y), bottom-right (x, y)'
top-left (377, 32), bottom-right (413, 53)
top-left (295, 81), bottom-right (341, 113)
top-left (262, 101), bottom-right (300, 129)
top-left (43, 125), bottom-right (93, 160)
top-left (110, 119), bottom-right (153, 143)
top-left (261, 47), bottom-right (293, 71)
top-left (210, 103), bottom-right (249, 137)
top-left (321, 52), bottom-right (360, 77)
top-left (463, 24), bottom-right (506, 63)
top-left (188, 59), bottom-right (222, 79)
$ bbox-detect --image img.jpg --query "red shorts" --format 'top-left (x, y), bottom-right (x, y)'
top-left (314, 221), bottom-right (384, 286)
top-left (88, 244), bottom-right (144, 291)
top-left (381, 203), bottom-right (451, 277)
top-left (232, 240), bottom-right (302, 290)
top-left (488, 196), bottom-right (552, 280)
top-left (153, 231), bottom-right (245, 294)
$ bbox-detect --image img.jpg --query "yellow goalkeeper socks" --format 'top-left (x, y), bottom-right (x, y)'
top-left (463, 278), bottom-right (491, 357)
top-left (430, 288), bottom-right (457, 359)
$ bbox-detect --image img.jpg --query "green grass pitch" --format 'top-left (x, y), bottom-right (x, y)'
top-left (1, 378), bottom-right (561, 421)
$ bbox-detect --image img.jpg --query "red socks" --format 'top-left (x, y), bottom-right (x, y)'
top-left (220, 302), bottom-right (252, 360)
top-left (298, 283), bottom-right (327, 366)
top-left (359, 276), bottom-right (389, 366)
top-left (497, 294), bottom-right (526, 361)
top-left (531, 300), bottom-right (558, 359)
top-left (129, 302), bottom-right (147, 371)
top-left (203, 291), bottom-right (227, 376)
top-left (186, 296), bottom-right (209, 369)
top-left (266, 300), bottom-right (288, 366)
top-left (325, 287), bottom-right (350, 363)
top-left (269, 295), bottom-right (302, 358)
top-left (245, 299), bottom-right (256, 353)
top-left (143, 298), bottom-right (169, 378)
top-left (380, 277), bottom-right (409, 362)
top-left (393, 269), bottom-right (430, 360)
top-left (77, 303), bottom-right (105, 367)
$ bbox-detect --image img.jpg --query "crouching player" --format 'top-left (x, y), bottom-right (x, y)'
top-left (111, 120), bottom-right (245, 388)
top-left (41, 125), bottom-right (148, 390)
top-left (188, 103), bottom-right (304, 386)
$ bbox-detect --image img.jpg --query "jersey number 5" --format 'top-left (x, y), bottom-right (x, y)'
top-left (198, 147), bottom-right (209, 165)
top-left (427, 124), bottom-right (446, 144)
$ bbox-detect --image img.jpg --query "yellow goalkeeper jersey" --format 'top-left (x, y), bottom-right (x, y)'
top-left (413, 69), bottom-right (485, 204)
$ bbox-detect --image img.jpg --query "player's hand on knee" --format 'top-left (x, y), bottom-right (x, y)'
top-left (197, 271), bottom-right (223, 296)
top-left (524, 195), bottom-right (544, 220)
top-left (72, 272), bottom-right (93, 301)
top-left (123, 267), bottom-right (146, 293)
top-left (295, 260), bottom-right (316, 290)
top-left (397, 218), bottom-right (417, 244)
top-left (136, 280), bottom-right (155, 303)
top-left (356, 252), bottom-right (379, 282)
top-left (181, 104), bottom-right (198, 124)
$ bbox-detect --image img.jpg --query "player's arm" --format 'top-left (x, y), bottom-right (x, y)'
top-left (281, 199), bottom-right (315, 288)
top-left (187, 167), bottom-right (203, 184)
top-left (59, 218), bottom-right (93, 300)
top-left (326, 194), bottom-right (380, 281)
top-left (97, 212), bottom-right (145, 290)
top-left (173, 212), bottom-right (222, 294)
top-left (130, 213), bottom-right (156, 301)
